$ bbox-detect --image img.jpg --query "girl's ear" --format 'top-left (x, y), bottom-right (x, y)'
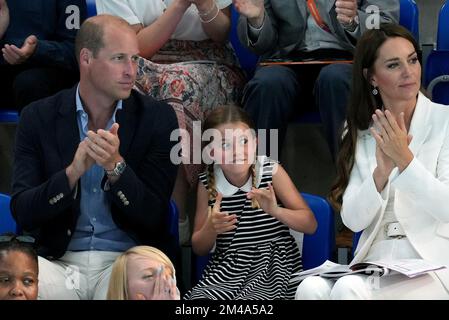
top-left (203, 143), bottom-right (215, 165)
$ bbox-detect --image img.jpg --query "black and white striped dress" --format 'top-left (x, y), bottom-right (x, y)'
top-left (185, 157), bottom-right (302, 300)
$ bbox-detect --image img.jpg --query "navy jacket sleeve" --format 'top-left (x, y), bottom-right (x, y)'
top-left (11, 99), bottom-right (77, 230)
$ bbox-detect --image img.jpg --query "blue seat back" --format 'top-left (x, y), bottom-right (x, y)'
top-left (0, 110), bottom-right (19, 123)
top-left (168, 200), bottom-right (179, 245)
top-left (351, 231), bottom-right (362, 258)
top-left (229, 5), bottom-right (259, 78)
top-left (301, 193), bottom-right (336, 270)
top-left (399, 0), bottom-right (419, 42)
top-left (86, 0), bottom-right (97, 17)
top-left (0, 193), bottom-right (17, 234)
top-left (424, 50), bottom-right (449, 105)
top-left (437, 1), bottom-right (449, 50)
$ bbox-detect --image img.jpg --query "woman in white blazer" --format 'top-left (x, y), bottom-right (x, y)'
top-left (296, 24), bottom-right (449, 299)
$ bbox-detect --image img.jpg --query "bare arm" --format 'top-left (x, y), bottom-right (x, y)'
top-left (191, 184), bottom-right (217, 255)
top-left (136, 0), bottom-right (190, 59)
top-left (193, 0), bottom-right (231, 43)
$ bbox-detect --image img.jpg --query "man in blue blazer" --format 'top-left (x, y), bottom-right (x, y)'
top-left (0, 0), bottom-right (86, 111)
top-left (11, 15), bottom-right (179, 299)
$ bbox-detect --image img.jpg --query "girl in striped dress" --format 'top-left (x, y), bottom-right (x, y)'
top-left (184, 106), bottom-right (317, 300)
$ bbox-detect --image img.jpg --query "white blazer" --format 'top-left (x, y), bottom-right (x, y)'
top-left (341, 93), bottom-right (449, 291)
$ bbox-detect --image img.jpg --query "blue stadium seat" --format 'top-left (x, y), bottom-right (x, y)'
top-left (86, 0), bottom-right (97, 17)
top-left (168, 200), bottom-right (179, 245)
top-left (425, 50), bottom-right (449, 105)
top-left (301, 193), bottom-right (336, 270)
top-left (0, 110), bottom-right (19, 123)
top-left (0, 193), bottom-right (17, 234)
top-left (229, 5), bottom-right (259, 79)
top-left (437, 1), bottom-right (449, 50)
top-left (399, 0), bottom-right (419, 42)
top-left (424, 1), bottom-right (449, 105)
top-left (351, 231), bottom-right (362, 259)
top-left (191, 192), bottom-right (336, 286)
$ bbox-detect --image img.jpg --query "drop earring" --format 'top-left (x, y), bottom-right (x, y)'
top-left (372, 87), bottom-right (378, 95)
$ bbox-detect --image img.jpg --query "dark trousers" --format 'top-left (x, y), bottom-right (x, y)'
top-left (0, 65), bottom-right (79, 112)
top-left (242, 63), bottom-right (352, 160)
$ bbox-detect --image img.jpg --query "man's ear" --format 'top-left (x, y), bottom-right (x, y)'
top-left (79, 48), bottom-right (91, 66)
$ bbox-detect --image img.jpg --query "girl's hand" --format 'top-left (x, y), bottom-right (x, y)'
top-left (247, 183), bottom-right (279, 216)
top-left (135, 266), bottom-right (180, 300)
top-left (208, 193), bottom-right (237, 234)
top-left (371, 110), bottom-right (413, 171)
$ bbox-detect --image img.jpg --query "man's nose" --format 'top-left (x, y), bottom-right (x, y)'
top-left (124, 59), bottom-right (137, 77)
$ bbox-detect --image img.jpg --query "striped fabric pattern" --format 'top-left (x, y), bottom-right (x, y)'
top-left (185, 158), bottom-right (302, 300)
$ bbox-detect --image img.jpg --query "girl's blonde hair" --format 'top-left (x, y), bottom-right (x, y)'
top-left (203, 105), bottom-right (259, 208)
top-left (106, 245), bottom-right (175, 300)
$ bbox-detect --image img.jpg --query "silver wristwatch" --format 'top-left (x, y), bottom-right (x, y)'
top-left (105, 160), bottom-right (126, 177)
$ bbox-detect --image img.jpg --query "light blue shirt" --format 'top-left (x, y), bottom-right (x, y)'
top-left (67, 85), bottom-right (136, 252)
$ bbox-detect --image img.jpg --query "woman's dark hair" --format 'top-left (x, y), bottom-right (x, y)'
top-left (0, 233), bottom-right (38, 267)
top-left (329, 24), bottom-right (420, 211)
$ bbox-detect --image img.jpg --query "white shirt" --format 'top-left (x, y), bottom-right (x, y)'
top-left (95, 0), bottom-right (231, 41)
top-left (213, 155), bottom-right (266, 196)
